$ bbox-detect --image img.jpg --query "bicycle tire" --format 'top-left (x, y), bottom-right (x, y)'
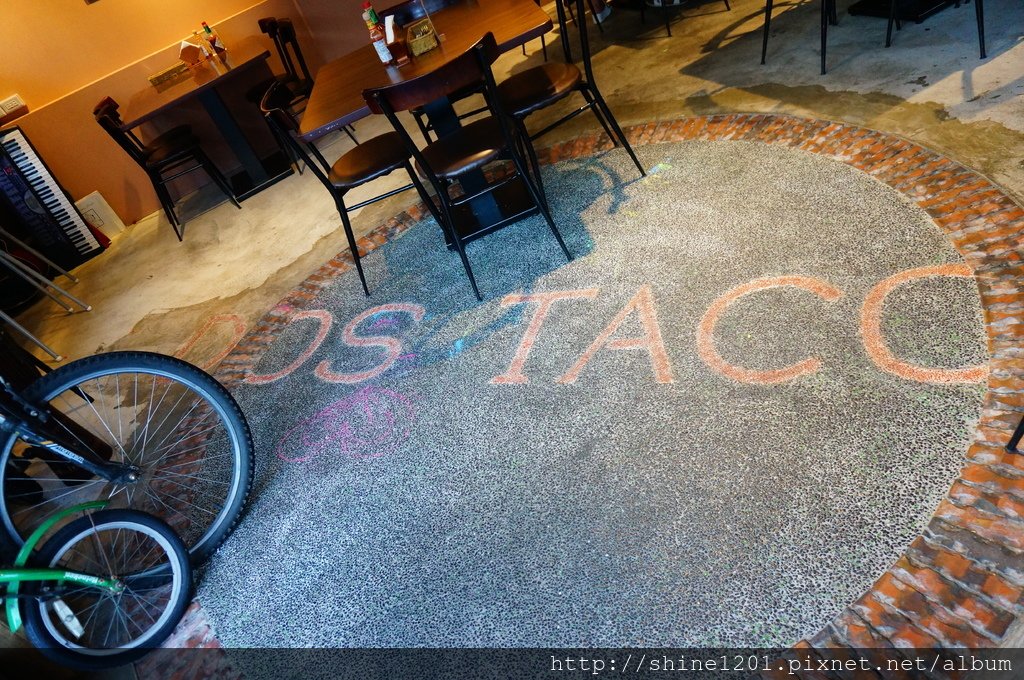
top-left (22, 509), bottom-right (192, 669)
top-left (0, 351), bottom-right (254, 565)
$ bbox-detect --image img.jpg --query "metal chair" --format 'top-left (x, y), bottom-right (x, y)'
top-left (261, 82), bottom-right (439, 296)
top-left (761, 0), bottom-right (839, 75)
top-left (93, 98), bottom-right (239, 241)
top-left (380, 0), bottom-right (491, 144)
top-left (886, 0), bottom-right (986, 59)
top-left (498, 0), bottom-right (646, 180)
top-left (364, 33), bottom-right (572, 301)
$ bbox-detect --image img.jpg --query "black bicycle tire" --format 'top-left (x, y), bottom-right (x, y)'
top-left (22, 509), bottom-right (192, 670)
top-left (0, 351), bottom-right (254, 565)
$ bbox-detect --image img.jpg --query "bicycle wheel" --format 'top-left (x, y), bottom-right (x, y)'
top-left (0, 351), bottom-right (254, 565)
top-left (23, 509), bottom-right (192, 669)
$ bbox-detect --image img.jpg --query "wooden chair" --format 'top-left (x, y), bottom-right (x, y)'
top-left (93, 98), bottom-right (239, 241)
top-left (261, 82), bottom-right (438, 296)
top-left (886, 0), bottom-right (986, 59)
top-left (761, 0), bottom-right (839, 75)
top-left (498, 0), bottom-right (646, 180)
top-left (380, 0), bottom-right (490, 144)
top-left (364, 33), bottom-right (572, 301)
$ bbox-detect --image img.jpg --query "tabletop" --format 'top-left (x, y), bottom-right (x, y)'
top-left (299, 0), bottom-right (553, 141)
top-left (120, 37), bottom-right (271, 130)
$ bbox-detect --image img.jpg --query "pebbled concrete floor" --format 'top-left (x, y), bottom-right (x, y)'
top-left (197, 141), bottom-right (986, 650)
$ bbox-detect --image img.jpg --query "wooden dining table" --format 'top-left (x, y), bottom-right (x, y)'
top-left (299, 0), bottom-right (553, 242)
top-left (120, 37), bottom-right (292, 200)
top-left (299, 0), bottom-right (552, 142)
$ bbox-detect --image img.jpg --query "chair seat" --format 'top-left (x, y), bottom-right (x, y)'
top-left (497, 62), bottom-right (582, 118)
top-left (144, 135), bottom-right (201, 167)
top-left (417, 117), bottom-right (506, 180)
top-left (329, 131), bottom-right (409, 188)
top-left (147, 125), bottom-right (194, 150)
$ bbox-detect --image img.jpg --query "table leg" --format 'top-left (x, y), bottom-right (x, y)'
top-left (197, 87), bottom-right (291, 200)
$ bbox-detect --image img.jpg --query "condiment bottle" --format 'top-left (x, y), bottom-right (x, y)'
top-left (362, 2), bottom-right (393, 64)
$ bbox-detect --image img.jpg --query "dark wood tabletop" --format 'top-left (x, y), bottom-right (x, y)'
top-left (299, 0), bottom-right (553, 141)
top-left (120, 37), bottom-right (271, 130)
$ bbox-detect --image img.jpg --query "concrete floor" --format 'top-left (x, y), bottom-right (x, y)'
top-left (13, 0), bottom-right (1024, 365)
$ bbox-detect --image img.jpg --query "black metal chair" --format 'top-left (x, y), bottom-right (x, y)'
top-left (364, 33), bottom-right (572, 301)
top-left (380, 0), bottom-right (491, 144)
top-left (886, 0), bottom-right (986, 59)
top-left (640, 0), bottom-right (729, 38)
top-left (261, 82), bottom-right (438, 296)
top-left (93, 98), bottom-right (239, 241)
top-left (761, 0), bottom-right (839, 75)
top-left (497, 0), bottom-right (646, 180)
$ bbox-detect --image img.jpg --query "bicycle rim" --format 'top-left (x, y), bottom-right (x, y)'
top-left (32, 515), bottom-right (187, 653)
top-left (0, 352), bottom-right (252, 563)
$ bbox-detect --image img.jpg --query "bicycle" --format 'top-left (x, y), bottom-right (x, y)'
top-left (0, 350), bottom-right (255, 565)
top-left (2, 500), bottom-right (192, 669)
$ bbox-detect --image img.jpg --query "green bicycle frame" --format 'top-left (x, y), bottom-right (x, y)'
top-left (3, 500), bottom-right (120, 634)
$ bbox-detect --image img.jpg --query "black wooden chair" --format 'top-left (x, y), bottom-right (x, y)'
top-left (261, 82), bottom-right (438, 296)
top-left (364, 33), bottom-right (572, 301)
top-left (93, 98), bottom-right (239, 241)
top-left (380, 0), bottom-right (491, 144)
top-left (761, 0), bottom-right (839, 75)
top-left (887, 0), bottom-right (986, 59)
top-left (498, 0), bottom-right (646, 180)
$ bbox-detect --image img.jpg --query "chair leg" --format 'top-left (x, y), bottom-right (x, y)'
top-left (588, 87), bottom-right (645, 177)
top-left (516, 120), bottom-right (549, 212)
top-left (196, 150), bottom-right (241, 209)
top-left (334, 195), bottom-right (369, 296)
top-left (723, 0), bottom-right (731, 9)
top-left (509, 142), bottom-right (571, 262)
top-left (829, 0), bottom-right (838, 25)
top-left (976, 0), bottom-right (986, 58)
top-left (663, 4), bottom-right (672, 37)
top-left (307, 141), bottom-right (332, 175)
top-left (404, 162), bottom-right (444, 228)
top-left (580, 88), bottom-right (617, 147)
top-left (820, 0), bottom-right (829, 75)
top-left (413, 111), bottom-right (434, 145)
top-left (344, 125), bottom-right (359, 145)
top-left (886, 0), bottom-right (897, 46)
top-left (762, 0), bottom-right (773, 65)
top-left (437, 198), bottom-right (481, 301)
top-left (541, 34), bottom-right (548, 62)
top-left (153, 179), bottom-right (183, 241)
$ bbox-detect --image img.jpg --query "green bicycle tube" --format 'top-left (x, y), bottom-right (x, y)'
top-left (5, 500), bottom-right (109, 633)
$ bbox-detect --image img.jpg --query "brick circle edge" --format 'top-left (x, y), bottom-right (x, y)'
top-left (208, 114), bottom-right (1024, 653)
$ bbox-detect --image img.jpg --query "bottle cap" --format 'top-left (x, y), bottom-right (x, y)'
top-left (362, 1), bottom-right (371, 7)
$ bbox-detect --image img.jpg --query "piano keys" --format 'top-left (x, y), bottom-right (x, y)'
top-left (0, 127), bottom-right (104, 270)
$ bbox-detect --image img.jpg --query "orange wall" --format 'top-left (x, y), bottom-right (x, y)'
top-left (0, 0), bottom-right (322, 226)
top-left (1, 0), bottom-right (271, 109)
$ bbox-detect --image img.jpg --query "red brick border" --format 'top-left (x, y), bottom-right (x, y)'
top-left (177, 114), bottom-right (1024, 662)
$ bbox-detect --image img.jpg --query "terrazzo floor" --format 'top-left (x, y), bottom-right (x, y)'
top-left (197, 140), bottom-right (986, 653)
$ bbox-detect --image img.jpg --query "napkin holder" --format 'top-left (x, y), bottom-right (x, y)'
top-left (405, 17), bottom-right (439, 57)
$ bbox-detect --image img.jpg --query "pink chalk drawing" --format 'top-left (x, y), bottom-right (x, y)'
top-left (275, 387), bottom-right (417, 463)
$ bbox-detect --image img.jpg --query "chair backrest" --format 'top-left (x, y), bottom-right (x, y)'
top-left (277, 19), bottom-right (313, 85)
top-left (259, 82), bottom-right (333, 192)
top-left (92, 98), bottom-right (147, 167)
top-left (379, 0), bottom-right (460, 26)
top-left (364, 33), bottom-right (515, 194)
top-left (564, 0), bottom-right (598, 84)
top-left (363, 32), bottom-right (499, 115)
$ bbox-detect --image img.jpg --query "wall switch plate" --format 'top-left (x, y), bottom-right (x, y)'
top-left (1, 95), bottom-right (26, 113)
